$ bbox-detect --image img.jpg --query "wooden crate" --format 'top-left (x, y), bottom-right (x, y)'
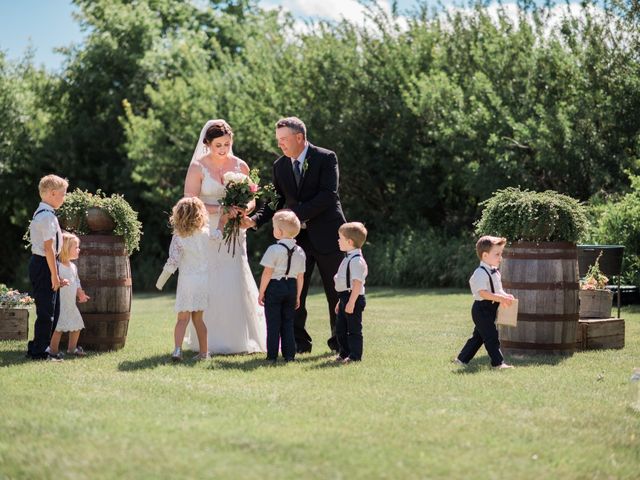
top-left (0, 308), bottom-right (29, 341)
top-left (577, 317), bottom-right (625, 350)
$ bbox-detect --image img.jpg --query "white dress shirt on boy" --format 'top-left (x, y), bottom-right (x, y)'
top-left (334, 249), bottom-right (368, 294)
top-left (30, 202), bottom-right (62, 256)
top-left (259, 238), bottom-right (306, 280)
top-left (469, 261), bottom-right (507, 301)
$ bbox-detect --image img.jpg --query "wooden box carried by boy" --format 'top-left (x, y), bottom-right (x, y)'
top-left (0, 308), bottom-right (29, 341)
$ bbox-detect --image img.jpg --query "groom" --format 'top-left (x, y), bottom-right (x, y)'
top-left (244, 117), bottom-right (346, 353)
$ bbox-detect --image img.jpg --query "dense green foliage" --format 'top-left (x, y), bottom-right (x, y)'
top-left (1, 0), bottom-right (640, 288)
top-left (475, 187), bottom-right (589, 243)
top-left (58, 189), bottom-right (143, 254)
top-left (586, 173), bottom-right (640, 285)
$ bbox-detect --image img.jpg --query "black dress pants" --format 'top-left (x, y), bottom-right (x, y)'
top-left (336, 291), bottom-right (366, 361)
top-left (457, 300), bottom-right (504, 366)
top-left (264, 278), bottom-right (297, 361)
top-left (295, 230), bottom-right (343, 352)
top-left (27, 255), bottom-right (60, 359)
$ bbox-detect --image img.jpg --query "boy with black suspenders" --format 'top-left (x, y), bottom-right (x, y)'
top-left (258, 210), bottom-right (306, 362)
top-left (454, 235), bottom-right (515, 369)
top-left (333, 222), bottom-right (368, 364)
top-left (27, 175), bottom-right (69, 361)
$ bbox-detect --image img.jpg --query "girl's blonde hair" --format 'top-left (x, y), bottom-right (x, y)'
top-left (170, 197), bottom-right (208, 237)
top-left (59, 232), bottom-right (80, 263)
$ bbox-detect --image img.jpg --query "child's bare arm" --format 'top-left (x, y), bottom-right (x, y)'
top-left (478, 289), bottom-right (513, 306)
top-left (258, 267), bottom-right (274, 306)
top-left (345, 279), bottom-right (363, 314)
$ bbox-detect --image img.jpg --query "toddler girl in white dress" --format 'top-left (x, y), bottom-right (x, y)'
top-left (156, 197), bottom-right (223, 361)
top-left (49, 232), bottom-right (90, 357)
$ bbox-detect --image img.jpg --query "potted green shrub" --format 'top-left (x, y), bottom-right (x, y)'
top-left (58, 189), bottom-right (142, 255)
top-left (475, 187), bottom-right (589, 355)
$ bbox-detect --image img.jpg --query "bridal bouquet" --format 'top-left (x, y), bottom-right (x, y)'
top-left (219, 169), bottom-right (279, 256)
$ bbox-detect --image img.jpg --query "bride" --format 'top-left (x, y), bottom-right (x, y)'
top-left (183, 119), bottom-right (266, 354)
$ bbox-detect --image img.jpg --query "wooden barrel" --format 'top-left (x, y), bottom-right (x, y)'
top-left (499, 242), bottom-right (579, 355)
top-left (75, 235), bottom-right (132, 351)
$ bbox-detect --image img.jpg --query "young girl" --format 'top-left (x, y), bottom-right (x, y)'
top-left (49, 232), bottom-right (90, 357)
top-left (156, 197), bottom-right (221, 361)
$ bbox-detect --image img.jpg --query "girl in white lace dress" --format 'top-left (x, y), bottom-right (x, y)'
top-left (156, 197), bottom-right (222, 361)
top-left (49, 232), bottom-right (90, 357)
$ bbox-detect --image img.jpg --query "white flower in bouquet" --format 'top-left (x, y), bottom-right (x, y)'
top-left (223, 171), bottom-right (249, 186)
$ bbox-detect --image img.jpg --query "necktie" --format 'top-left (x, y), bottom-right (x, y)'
top-left (293, 160), bottom-right (302, 186)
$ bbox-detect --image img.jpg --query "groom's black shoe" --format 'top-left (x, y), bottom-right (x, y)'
top-left (327, 337), bottom-right (339, 353)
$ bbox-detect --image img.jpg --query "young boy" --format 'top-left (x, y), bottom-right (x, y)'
top-left (333, 222), bottom-right (368, 363)
top-left (454, 235), bottom-right (515, 369)
top-left (27, 174), bottom-right (69, 361)
top-left (258, 210), bottom-right (306, 363)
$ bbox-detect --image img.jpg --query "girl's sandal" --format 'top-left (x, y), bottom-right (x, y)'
top-left (67, 346), bottom-right (87, 357)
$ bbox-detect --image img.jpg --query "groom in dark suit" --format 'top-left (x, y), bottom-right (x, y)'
top-left (245, 117), bottom-right (346, 353)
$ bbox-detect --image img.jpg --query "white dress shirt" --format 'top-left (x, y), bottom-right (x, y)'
top-left (260, 238), bottom-right (306, 280)
top-left (30, 202), bottom-right (62, 256)
top-left (334, 249), bottom-right (368, 293)
top-left (469, 261), bottom-right (506, 301)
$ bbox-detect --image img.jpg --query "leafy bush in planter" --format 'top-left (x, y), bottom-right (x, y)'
top-left (475, 187), bottom-right (589, 243)
top-left (586, 174), bottom-right (640, 286)
top-left (58, 189), bottom-right (143, 255)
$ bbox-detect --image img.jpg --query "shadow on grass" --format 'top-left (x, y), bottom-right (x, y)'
top-left (118, 353), bottom-right (203, 371)
top-left (0, 346), bottom-right (31, 367)
top-left (451, 353), bottom-right (568, 373)
top-left (366, 287), bottom-right (467, 299)
top-left (210, 352), bottom-right (333, 371)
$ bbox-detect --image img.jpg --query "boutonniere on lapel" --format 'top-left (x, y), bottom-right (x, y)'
top-left (302, 160), bottom-right (310, 175)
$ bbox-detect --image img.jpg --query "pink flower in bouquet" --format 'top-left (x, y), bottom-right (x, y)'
top-left (250, 183), bottom-right (258, 193)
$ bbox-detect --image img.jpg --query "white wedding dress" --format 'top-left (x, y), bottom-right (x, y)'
top-left (186, 160), bottom-right (267, 354)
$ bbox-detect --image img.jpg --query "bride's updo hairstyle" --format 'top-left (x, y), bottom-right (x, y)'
top-left (203, 120), bottom-right (233, 145)
top-left (170, 197), bottom-right (208, 237)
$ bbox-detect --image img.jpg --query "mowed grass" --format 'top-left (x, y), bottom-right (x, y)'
top-left (1, 288), bottom-right (639, 479)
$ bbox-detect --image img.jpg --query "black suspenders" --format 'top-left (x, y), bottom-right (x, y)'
top-left (277, 242), bottom-right (295, 277)
top-left (346, 254), bottom-right (361, 291)
top-left (480, 267), bottom-right (495, 294)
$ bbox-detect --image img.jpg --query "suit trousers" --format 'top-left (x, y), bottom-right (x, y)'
top-left (457, 300), bottom-right (504, 366)
top-left (27, 255), bottom-right (60, 359)
top-left (336, 291), bottom-right (366, 361)
top-left (295, 230), bottom-right (343, 352)
top-left (264, 278), bottom-right (297, 361)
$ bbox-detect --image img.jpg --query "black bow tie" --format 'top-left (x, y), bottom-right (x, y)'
top-left (490, 268), bottom-right (499, 274)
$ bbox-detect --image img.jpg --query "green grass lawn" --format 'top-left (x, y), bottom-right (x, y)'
top-left (1, 288), bottom-right (639, 479)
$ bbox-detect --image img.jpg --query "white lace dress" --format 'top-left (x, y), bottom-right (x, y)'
top-left (186, 160), bottom-right (267, 354)
top-left (162, 229), bottom-right (211, 313)
top-left (56, 262), bottom-right (85, 332)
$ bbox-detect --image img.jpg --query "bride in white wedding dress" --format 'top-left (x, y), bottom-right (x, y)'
top-left (183, 119), bottom-right (266, 354)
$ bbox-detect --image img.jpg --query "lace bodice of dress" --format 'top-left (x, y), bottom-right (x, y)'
top-left (196, 158), bottom-right (242, 207)
top-left (164, 230), bottom-right (210, 276)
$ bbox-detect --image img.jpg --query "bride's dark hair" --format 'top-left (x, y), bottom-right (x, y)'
top-left (203, 120), bottom-right (233, 144)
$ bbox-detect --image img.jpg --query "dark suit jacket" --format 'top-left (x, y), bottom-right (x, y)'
top-left (252, 143), bottom-right (346, 254)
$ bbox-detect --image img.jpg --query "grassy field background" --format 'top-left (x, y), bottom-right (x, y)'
top-left (1, 288), bottom-right (639, 479)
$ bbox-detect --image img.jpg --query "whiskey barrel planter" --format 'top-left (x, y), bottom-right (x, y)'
top-left (499, 242), bottom-right (580, 355)
top-left (75, 235), bottom-right (132, 351)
